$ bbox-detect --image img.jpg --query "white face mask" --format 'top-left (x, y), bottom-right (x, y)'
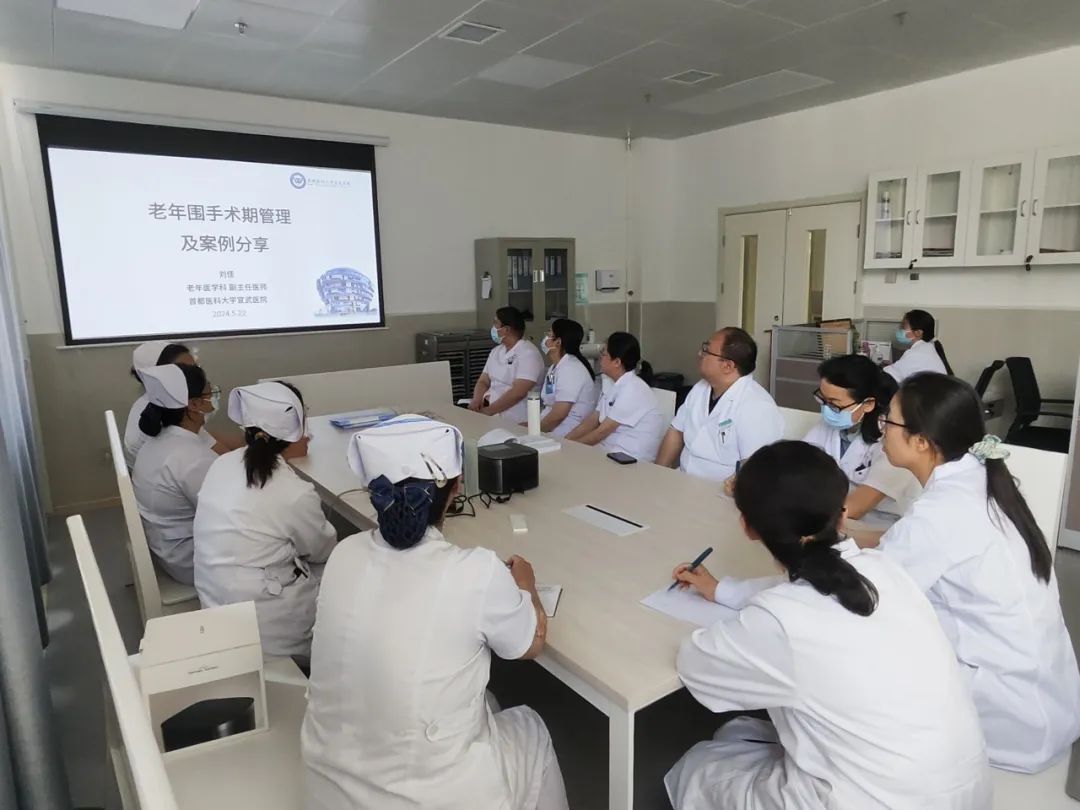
top-left (541, 336), bottom-right (554, 354)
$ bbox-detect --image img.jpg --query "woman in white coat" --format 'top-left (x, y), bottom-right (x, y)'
top-left (804, 354), bottom-right (920, 526)
top-left (124, 341), bottom-right (201, 468)
top-left (131, 364), bottom-right (220, 585)
top-left (666, 441), bottom-right (990, 810)
top-left (302, 415), bottom-right (568, 810)
top-left (877, 372), bottom-right (1080, 772)
top-left (884, 309), bottom-right (952, 382)
top-left (193, 382), bottom-right (336, 658)
top-left (565, 331), bottom-right (666, 462)
top-left (538, 318), bottom-right (597, 437)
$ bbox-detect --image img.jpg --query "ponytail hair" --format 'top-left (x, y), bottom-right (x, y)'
top-left (605, 331), bottom-right (654, 385)
top-left (903, 309), bottom-right (953, 375)
top-left (242, 381), bottom-right (306, 489)
top-left (817, 354), bottom-right (897, 444)
top-left (137, 364), bottom-right (207, 438)
top-left (550, 318), bottom-right (594, 380)
top-left (734, 441), bottom-right (879, 616)
top-left (896, 373), bottom-right (1052, 582)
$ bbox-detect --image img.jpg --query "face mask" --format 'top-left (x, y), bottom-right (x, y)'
top-left (208, 391), bottom-right (220, 415)
top-left (541, 336), bottom-right (557, 355)
top-left (895, 328), bottom-right (914, 345)
top-left (821, 402), bottom-right (857, 430)
top-left (490, 326), bottom-right (501, 344)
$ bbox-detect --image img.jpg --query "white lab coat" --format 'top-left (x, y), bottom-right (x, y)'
top-left (880, 453), bottom-right (1080, 772)
top-left (596, 371), bottom-right (666, 462)
top-left (482, 339), bottom-right (546, 423)
top-left (671, 377), bottom-right (783, 482)
top-left (124, 393), bottom-right (213, 469)
top-left (131, 426), bottom-right (217, 585)
top-left (802, 421), bottom-right (920, 526)
top-left (884, 339), bottom-right (947, 382)
top-left (193, 449), bottom-right (336, 657)
top-left (667, 539), bottom-right (990, 810)
top-left (540, 354), bottom-right (597, 438)
top-left (302, 526), bottom-right (566, 810)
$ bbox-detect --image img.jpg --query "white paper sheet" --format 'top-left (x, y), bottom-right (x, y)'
top-left (640, 586), bottom-right (737, 628)
top-left (537, 585), bottom-right (562, 618)
top-left (563, 504), bottom-right (648, 537)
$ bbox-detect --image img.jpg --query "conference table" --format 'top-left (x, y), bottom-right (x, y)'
top-left (290, 405), bottom-right (779, 810)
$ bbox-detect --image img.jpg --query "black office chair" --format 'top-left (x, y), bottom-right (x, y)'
top-left (974, 360), bottom-right (1004, 399)
top-left (1004, 356), bottom-right (1074, 453)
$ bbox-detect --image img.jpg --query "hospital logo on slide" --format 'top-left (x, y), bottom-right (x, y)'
top-left (289, 172), bottom-right (307, 189)
top-left (316, 267), bottom-right (375, 316)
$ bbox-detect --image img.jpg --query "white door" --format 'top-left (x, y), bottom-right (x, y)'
top-left (721, 210), bottom-right (787, 388)
top-left (1027, 144), bottom-right (1080, 265)
top-left (784, 201), bottom-right (862, 324)
top-left (864, 170), bottom-right (916, 269)
top-left (912, 163), bottom-right (971, 268)
top-left (965, 153), bottom-right (1035, 266)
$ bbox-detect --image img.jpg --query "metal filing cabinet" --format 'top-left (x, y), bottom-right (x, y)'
top-left (415, 329), bottom-right (495, 402)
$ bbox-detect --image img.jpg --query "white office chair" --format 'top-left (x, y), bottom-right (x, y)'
top-left (652, 387), bottom-right (677, 422)
top-left (779, 406), bottom-right (820, 441)
top-left (105, 411), bottom-right (198, 623)
top-left (262, 361), bottom-right (452, 417)
top-left (1003, 443), bottom-right (1068, 561)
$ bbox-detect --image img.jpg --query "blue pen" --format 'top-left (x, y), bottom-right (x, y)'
top-left (668, 546), bottom-right (714, 591)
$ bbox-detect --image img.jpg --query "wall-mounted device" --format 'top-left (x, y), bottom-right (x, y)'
top-left (595, 269), bottom-right (621, 292)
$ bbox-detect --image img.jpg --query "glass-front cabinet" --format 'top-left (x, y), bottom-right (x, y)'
top-left (1027, 145), bottom-right (1080, 264)
top-left (475, 238), bottom-right (576, 343)
top-left (865, 170), bottom-right (915, 269)
top-left (964, 154), bottom-right (1033, 266)
top-left (914, 164), bottom-right (969, 267)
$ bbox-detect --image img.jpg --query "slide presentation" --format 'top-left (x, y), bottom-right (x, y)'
top-left (43, 139), bottom-right (383, 343)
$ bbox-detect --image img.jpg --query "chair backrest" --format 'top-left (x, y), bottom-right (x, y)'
top-left (974, 359), bottom-right (1005, 399)
top-left (67, 515), bottom-right (180, 810)
top-left (1003, 442), bottom-right (1068, 561)
top-left (106, 410), bottom-right (163, 622)
top-left (1006, 357), bottom-right (1043, 423)
top-left (652, 387), bottom-right (677, 423)
top-left (779, 406), bottom-right (821, 441)
top-left (262, 361), bottom-right (452, 417)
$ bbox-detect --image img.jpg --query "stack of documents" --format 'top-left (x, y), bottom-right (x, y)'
top-left (329, 409), bottom-right (397, 430)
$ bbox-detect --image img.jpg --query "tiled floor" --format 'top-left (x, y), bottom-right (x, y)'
top-left (47, 507), bottom-right (1080, 810)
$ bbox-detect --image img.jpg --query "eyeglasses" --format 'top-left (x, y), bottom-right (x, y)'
top-left (202, 385), bottom-right (221, 399)
top-left (700, 342), bottom-right (734, 361)
top-left (877, 414), bottom-right (907, 431)
top-left (812, 389), bottom-right (861, 414)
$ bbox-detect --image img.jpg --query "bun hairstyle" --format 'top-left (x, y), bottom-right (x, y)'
top-left (137, 364), bottom-right (207, 438)
top-left (243, 381), bottom-right (305, 489)
top-left (903, 309), bottom-right (953, 375)
top-left (130, 342), bottom-right (191, 383)
top-left (371, 475), bottom-right (459, 550)
top-left (550, 318), bottom-right (595, 380)
top-left (734, 441), bottom-right (879, 616)
top-left (817, 354), bottom-right (898, 444)
top-left (896, 373), bottom-right (1051, 582)
top-left (604, 331), bottom-right (654, 386)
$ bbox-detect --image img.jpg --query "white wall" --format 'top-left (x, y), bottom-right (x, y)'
top-left (0, 64), bottom-right (634, 335)
top-left (669, 45), bottom-right (1080, 309)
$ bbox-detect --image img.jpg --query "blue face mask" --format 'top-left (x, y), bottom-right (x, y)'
top-left (821, 403), bottom-right (858, 430)
top-left (490, 326), bottom-right (501, 344)
top-left (895, 328), bottom-right (914, 345)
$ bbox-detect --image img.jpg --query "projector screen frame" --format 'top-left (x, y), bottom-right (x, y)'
top-left (35, 113), bottom-right (387, 346)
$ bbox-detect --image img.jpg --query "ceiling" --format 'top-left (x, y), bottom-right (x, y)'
top-left (1, 0), bottom-right (1079, 139)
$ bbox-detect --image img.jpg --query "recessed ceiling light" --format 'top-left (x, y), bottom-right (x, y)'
top-left (57, 0), bottom-right (202, 30)
top-left (665, 69), bottom-right (718, 85)
top-left (440, 20), bottom-right (505, 45)
top-left (666, 70), bottom-right (832, 115)
top-left (478, 54), bottom-right (589, 89)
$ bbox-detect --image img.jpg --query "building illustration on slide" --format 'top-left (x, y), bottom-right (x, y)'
top-left (316, 267), bottom-right (376, 315)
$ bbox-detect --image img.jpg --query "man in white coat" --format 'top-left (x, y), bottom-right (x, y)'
top-left (302, 416), bottom-right (568, 810)
top-left (656, 327), bottom-right (783, 482)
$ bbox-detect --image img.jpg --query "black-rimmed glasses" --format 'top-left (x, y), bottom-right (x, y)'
top-left (700, 342), bottom-right (733, 361)
top-left (877, 414), bottom-right (906, 431)
top-left (812, 389), bottom-right (862, 414)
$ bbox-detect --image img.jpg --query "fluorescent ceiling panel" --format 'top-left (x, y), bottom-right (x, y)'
top-left (665, 69), bottom-right (718, 85)
top-left (667, 70), bottom-right (832, 114)
top-left (440, 20), bottom-right (505, 44)
top-left (478, 54), bottom-right (589, 89)
top-left (57, 0), bottom-right (201, 30)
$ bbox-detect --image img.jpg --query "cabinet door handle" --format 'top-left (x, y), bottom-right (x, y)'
top-left (1032, 199), bottom-right (1040, 217)
top-left (1019, 200), bottom-right (1027, 217)
top-left (914, 209), bottom-right (921, 224)
top-left (539, 269), bottom-right (545, 283)
top-left (905, 210), bottom-right (912, 225)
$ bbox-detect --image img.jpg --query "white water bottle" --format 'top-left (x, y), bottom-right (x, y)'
top-left (527, 391), bottom-right (541, 436)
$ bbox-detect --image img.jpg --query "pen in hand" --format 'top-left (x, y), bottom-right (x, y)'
top-left (668, 546), bottom-right (714, 591)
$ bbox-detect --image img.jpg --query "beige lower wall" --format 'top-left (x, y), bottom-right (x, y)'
top-left (29, 300), bottom-right (716, 511)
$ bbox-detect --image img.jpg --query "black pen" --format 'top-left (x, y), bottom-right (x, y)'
top-left (669, 546), bottom-right (714, 591)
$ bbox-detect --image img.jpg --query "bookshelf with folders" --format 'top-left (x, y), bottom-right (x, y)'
top-left (475, 238), bottom-right (576, 343)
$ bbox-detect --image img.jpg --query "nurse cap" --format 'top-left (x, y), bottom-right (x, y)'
top-left (228, 382), bottom-right (305, 443)
top-left (140, 364), bottom-right (190, 409)
top-left (347, 415), bottom-right (464, 487)
top-left (132, 340), bottom-right (174, 371)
